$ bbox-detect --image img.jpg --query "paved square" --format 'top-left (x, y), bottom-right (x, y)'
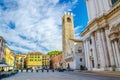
top-left (2, 71), bottom-right (120, 80)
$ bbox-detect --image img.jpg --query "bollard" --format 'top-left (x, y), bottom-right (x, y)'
top-left (21, 69), bottom-right (23, 72)
top-left (36, 70), bottom-right (38, 72)
top-left (42, 69), bottom-right (44, 72)
top-left (31, 69), bottom-right (33, 72)
top-left (47, 69), bottom-right (49, 72)
top-left (52, 69), bottom-right (54, 72)
top-left (26, 69), bottom-right (28, 72)
top-left (17, 70), bottom-right (18, 72)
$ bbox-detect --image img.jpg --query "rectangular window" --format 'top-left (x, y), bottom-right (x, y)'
top-left (80, 58), bottom-right (82, 62)
top-left (90, 39), bottom-right (92, 45)
top-left (38, 59), bottom-right (41, 61)
top-left (111, 0), bottom-right (119, 5)
top-left (20, 59), bottom-right (22, 62)
top-left (78, 48), bottom-right (82, 53)
top-left (30, 59), bottom-right (33, 61)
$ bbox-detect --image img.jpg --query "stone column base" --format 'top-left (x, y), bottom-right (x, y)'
top-left (116, 68), bottom-right (120, 71)
top-left (92, 68), bottom-right (105, 71)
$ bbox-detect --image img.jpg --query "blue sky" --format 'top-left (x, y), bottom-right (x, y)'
top-left (0, 0), bottom-right (88, 54)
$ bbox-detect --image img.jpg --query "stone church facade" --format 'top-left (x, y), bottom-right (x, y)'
top-left (81, 0), bottom-right (120, 71)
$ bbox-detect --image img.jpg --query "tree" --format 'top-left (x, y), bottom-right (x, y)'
top-left (47, 50), bottom-right (62, 56)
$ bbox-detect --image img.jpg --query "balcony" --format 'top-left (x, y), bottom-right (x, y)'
top-left (64, 54), bottom-right (74, 62)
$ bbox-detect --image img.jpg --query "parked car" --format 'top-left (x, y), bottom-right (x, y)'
top-left (0, 73), bottom-right (3, 79)
top-left (57, 68), bottom-right (64, 72)
top-left (67, 68), bottom-right (74, 71)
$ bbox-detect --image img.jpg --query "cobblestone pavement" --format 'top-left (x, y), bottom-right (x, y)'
top-left (2, 71), bottom-right (120, 80)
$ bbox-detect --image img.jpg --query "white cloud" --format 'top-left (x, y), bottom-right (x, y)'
top-left (75, 26), bottom-right (84, 32)
top-left (0, 0), bottom-right (78, 54)
top-left (74, 26), bottom-right (84, 39)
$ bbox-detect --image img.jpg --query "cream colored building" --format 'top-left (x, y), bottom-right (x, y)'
top-left (0, 36), bottom-right (6, 64)
top-left (81, 0), bottom-right (120, 71)
top-left (62, 12), bottom-right (85, 70)
top-left (68, 39), bottom-right (85, 70)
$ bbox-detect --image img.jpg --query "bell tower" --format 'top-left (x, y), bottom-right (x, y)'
top-left (62, 12), bottom-right (74, 58)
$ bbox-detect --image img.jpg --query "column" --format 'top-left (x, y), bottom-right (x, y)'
top-left (86, 40), bottom-right (91, 70)
top-left (101, 29), bottom-right (109, 67)
top-left (83, 41), bottom-right (88, 68)
top-left (90, 0), bottom-right (97, 19)
top-left (114, 40), bottom-right (120, 67)
top-left (98, 0), bottom-right (104, 15)
top-left (94, 0), bottom-right (99, 16)
top-left (97, 30), bottom-right (106, 68)
top-left (105, 27), bottom-right (115, 66)
top-left (119, 39), bottom-right (120, 52)
top-left (102, 0), bottom-right (111, 11)
top-left (91, 34), bottom-right (98, 68)
top-left (0, 40), bottom-right (1, 47)
top-left (101, 0), bottom-right (105, 11)
top-left (112, 41), bottom-right (119, 67)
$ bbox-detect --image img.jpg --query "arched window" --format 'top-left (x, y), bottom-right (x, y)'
top-left (89, 39), bottom-right (92, 45)
top-left (67, 17), bottom-right (71, 22)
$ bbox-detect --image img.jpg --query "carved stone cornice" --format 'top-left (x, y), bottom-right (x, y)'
top-left (109, 32), bottom-right (118, 41)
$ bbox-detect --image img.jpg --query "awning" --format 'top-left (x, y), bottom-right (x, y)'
top-left (0, 64), bottom-right (8, 67)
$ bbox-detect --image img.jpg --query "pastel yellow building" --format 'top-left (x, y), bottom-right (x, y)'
top-left (26, 52), bottom-right (43, 69)
top-left (5, 46), bottom-right (15, 70)
top-left (42, 55), bottom-right (50, 69)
